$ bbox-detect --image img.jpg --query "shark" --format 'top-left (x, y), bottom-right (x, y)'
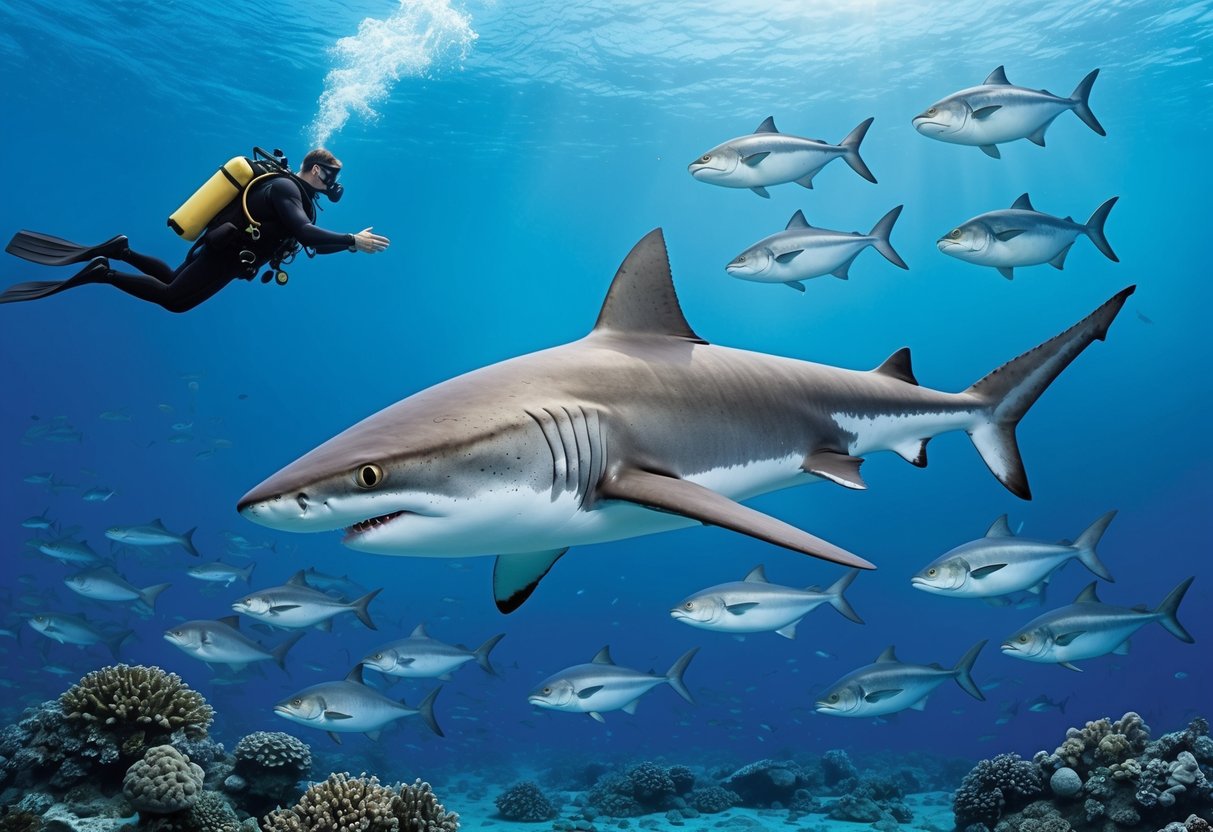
top-left (238, 229), bottom-right (1135, 613)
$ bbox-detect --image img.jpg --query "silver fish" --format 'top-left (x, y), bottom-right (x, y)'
top-left (911, 511), bottom-right (1116, 599)
top-left (82, 487), bottom-right (117, 502)
top-left (689, 116), bottom-right (876, 197)
top-left (105, 519), bottom-right (199, 557)
top-left (38, 537), bottom-right (103, 566)
top-left (938, 193), bottom-right (1118, 280)
top-left (186, 561), bottom-right (256, 586)
top-left (21, 509), bottom-right (54, 530)
top-left (273, 664), bottom-right (442, 743)
top-left (671, 565), bottom-right (862, 638)
top-left (232, 570), bottom-right (381, 630)
top-left (726, 207), bottom-right (907, 292)
top-left (237, 230), bottom-right (1133, 613)
top-left (815, 642), bottom-right (986, 717)
top-left (164, 616), bottom-right (303, 671)
top-left (1001, 579), bottom-right (1195, 671)
top-left (362, 624), bottom-right (505, 679)
top-left (913, 66), bottom-right (1104, 158)
top-left (28, 613), bottom-right (133, 658)
top-left (527, 646), bottom-right (697, 722)
top-left (64, 567), bottom-right (171, 609)
top-left (1026, 694), bottom-right (1069, 713)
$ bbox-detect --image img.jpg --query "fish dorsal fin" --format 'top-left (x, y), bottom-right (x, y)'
top-left (218, 615), bottom-right (240, 629)
top-left (984, 66), bottom-right (1012, 85)
top-left (287, 570), bottom-right (308, 586)
top-left (1074, 582), bottom-right (1101, 604)
top-left (344, 663), bottom-right (366, 684)
top-left (592, 229), bottom-right (705, 343)
top-left (754, 116), bottom-right (778, 134)
top-left (1011, 193), bottom-right (1035, 211)
top-left (743, 564), bottom-right (769, 583)
top-left (785, 210), bottom-right (811, 231)
top-left (150, 518), bottom-right (166, 529)
top-left (872, 347), bottom-right (918, 385)
top-left (411, 622), bottom-right (429, 638)
top-left (986, 515), bottom-right (1015, 537)
top-left (591, 645), bottom-right (615, 665)
top-left (876, 645), bottom-right (899, 663)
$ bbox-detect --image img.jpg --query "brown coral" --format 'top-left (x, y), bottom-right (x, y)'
top-left (1053, 712), bottom-right (1151, 773)
top-left (60, 665), bottom-right (213, 748)
top-left (262, 772), bottom-right (458, 832)
top-left (123, 745), bottom-right (204, 814)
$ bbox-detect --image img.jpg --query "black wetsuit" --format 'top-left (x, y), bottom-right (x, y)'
top-left (104, 176), bottom-right (354, 313)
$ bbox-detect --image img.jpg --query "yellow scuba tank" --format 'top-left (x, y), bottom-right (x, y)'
top-left (167, 156), bottom-right (257, 241)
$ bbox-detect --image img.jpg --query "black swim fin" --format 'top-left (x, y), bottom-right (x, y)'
top-left (0, 257), bottom-right (112, 304)
top-left (6, 230), bottom-right (128, 266)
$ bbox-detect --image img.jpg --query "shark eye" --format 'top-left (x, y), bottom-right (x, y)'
top-left (355, 463), bottom-right (385, 489)
top-left (701, 154), bottom-right (711, 162)
top-left (927, 107), bottom-right (937, 116)
top-left (927, 568), bottom-right (937, 577)
top-left (949, 229), bottom-right (961, 239)
top-left (684, 601), bottom-right (694, 610)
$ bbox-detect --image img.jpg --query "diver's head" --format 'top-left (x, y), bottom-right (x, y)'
top-left (300, 148), bottom-right (345, 202)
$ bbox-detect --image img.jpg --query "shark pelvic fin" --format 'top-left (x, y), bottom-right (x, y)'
top-left (802, 450), bottom-right (867, 489)
top-left (592, 229), bottom-right (705, 343)
top-left (600, 468), bottom-right (875, 570)
top-left (493, 548), bottom-right (568, 613)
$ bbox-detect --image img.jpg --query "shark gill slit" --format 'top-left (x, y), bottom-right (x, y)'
top-left (525, 409), bottom-right (566, 500)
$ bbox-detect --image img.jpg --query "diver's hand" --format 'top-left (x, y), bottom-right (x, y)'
top-left (352, 227), bottom-right (390, 254)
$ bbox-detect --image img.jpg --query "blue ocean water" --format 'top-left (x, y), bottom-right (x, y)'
top-left (0, 0), bottom-right (1209, 787)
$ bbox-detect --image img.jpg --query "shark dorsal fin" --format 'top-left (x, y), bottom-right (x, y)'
top-left (876, 645), bottom-right (899, 663)
top-left (755, 116), bottom-right (779, 134)
top-left (287, 570), bottom-right (308, 586)
top-left (1074, 582), bottom-right (1101, 604)
top-left (345, 663), bottom-right (366, 684)
top-left (150, 518), bottom-right (166, 529)
top-left (218, 615), bottom-right (240, 629)
top-left (743, 564), bottom-right (768, 583)
top-left (591, 645), bottom-right (615, 665)
top-left (785, 210), bottom-right (811, 231)
top-left (1011, 193), bottom-right (1035, 211)
top-left (411, 622), bottom-right (429, 638)
top-left (592, 230), bottom-right (705, 343)
top-left (984, 66), bottom-right (1012, 85)
top-left (986, 515), bottom-right (1015, 537)
top-left (872, 347), bottom-right (918, 385)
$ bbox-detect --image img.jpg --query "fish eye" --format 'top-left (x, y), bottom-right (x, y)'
top-left (927, 107), bottom-right (937, 116)
top-left (927, 568), bottom-right (937, 577)
top-left (542, 687), bottom-right (551, 695)
top-left (737, 256), bottom-right (745, 262)
top-left (949, 229), bottom-right (961, 239)
top-left (355, 463), bottom-right (384, 489)
top-left (1018, 635), bottom-right (1029, 643)
top-left (684, 601), bottom-right (694, 610)
top-left (701, 154), bottom-right (711, 162)
top-left (373, 653), bottom-right (383, 660)
top-left (292, 698), bottom-right (303, 706)
top-left (828, 694), bottom-right (839, 703)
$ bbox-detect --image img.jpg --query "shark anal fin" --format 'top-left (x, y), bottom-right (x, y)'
top-left (599, 468), bottom-right (874, 570)
top-left (751, 186), bottom-right (771, 198)
top-left (775, 620), bottom-right (799, 639)
top-left (996, 266), bottom-right (1015, 280)
top-left (621, 699), bottom-right (639, 715)
top-left (785, 280), bottom-right (806, 293)
top-left (1050, 242), bottom-right (1073, 270)
top-left (802, 450), bottom-right (867, 489)
top-left (493, 549), bottom-right (568, 614)
top-left (981, 145), bottom-right (1002, 159)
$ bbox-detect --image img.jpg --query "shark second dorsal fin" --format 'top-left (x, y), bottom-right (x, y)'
top-left (876, 645), bottom-right (899, 663)
top-left (1011, 193), bottom-right (1035, 211)
top-left (984, 66), bottom-right (1012, 85)
top-left (872, 347), bottom-right (918, 385)
top-left (986, 515), bottom-right (1015, 537)
top-left (592, 230), bottom-right (705, 343)
top-left (592, 645), bottom-right (615, 665)
top-left (786, 210), bottom-right (811, 230)
top-left (411, 622), bottom-right (429, 638)
top-left (755, 116), bottom-right (779, 134)
top-left (1074, 583), bottom-right (1101, 604)
top-left (743, 564), bottom-right (768, 583)
top-left (345, 663), bottom-right (366, 684)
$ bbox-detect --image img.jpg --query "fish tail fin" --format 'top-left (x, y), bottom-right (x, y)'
top-left (474, 633), bottom-right (506, 675)
top-left (825, 569), bottom-right (865, 624)
top-left (1059, 695), bottom-right (1070, 714)
top-left (107, 629), bottom-right (135, 660)
top-left (181, 527), bottom-right (200, 557)
top-left (240, 562), bottom-right (256, 583)
top-left (414, 686), bottom-right (444, 737)
top-left (351, 588), bottom-right (383, 630)
top-left (139, 582), bottom-right (172, 610)
top-left (665, 647), bottom-right (699, 704)
top-left (1073, 510), bottom-right (1117, 580)
top-left (1083, 197), bottom-right (1119, 262)
top-left (963, 287), bottom-right (1135, 499)
top-left (1070, 69), bottom-right (1105, 136)
top-left (272, 631), bottom-right (306, 671)
top-left (1155, 577), bottom-right (1195, 643)
top-left (840, 117), bottom-right (877, 183)
top-left (867, 205), bottom-right (908, 269)
top-left (953, 640), bottom-right (987, 701)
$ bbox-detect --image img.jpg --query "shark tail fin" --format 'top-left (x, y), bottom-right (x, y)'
top-left (414, 686), bottom-right (444, 737)
top-left (868, 205), bottom-right (908, 269)
top-left (1073, 510), bottom-right (1117, 581)
top-left (1155, 577), bottom-right (1195, 643)
top-left (473, 633), bottom-right (506, 676)
top-left (665, 647), bottom-right (699, 704)
top-left (181, 527), bottom-right (200, 557)
top-left (240, 562), bottom-right (256, 583)
top-left (840, 117), bottom-right (877, 183)
top-left (953, 640), bottom-right (987, 701)
top-left (825, 569), bottom-right (865, 624)
top-left (272, 631), bottom-right (306, 671)
top-left (1083, 197), bottom-right (1119, 262)
top-left (1070, 69), bottom-right (1105, 136)
top-left (351, 588), bottom-right (383, 630)
top-left (963, 287), bottom-right (1135, 499)
top-left (139, 583), bottom-right (172, 611)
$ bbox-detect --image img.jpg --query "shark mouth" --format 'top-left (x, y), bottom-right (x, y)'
top-left (345, 510), bottom-right (408, 540)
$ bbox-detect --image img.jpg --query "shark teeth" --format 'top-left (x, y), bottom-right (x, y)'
top-left (345, 511), bottom-right (407, 538)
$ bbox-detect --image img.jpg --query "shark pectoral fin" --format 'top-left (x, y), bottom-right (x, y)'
top-left (621, 699), bottom-right (639, 715)
top-left (600, 469), bottom-right (875, 570)
top-left (1054, 631), bottom-right (1085, 646)
top-left (775, 250), bottom-right (803, 264)
top-left (742, 151), bottom-right (770, 166)
top-left (785, 280), bottom-right (806, 293)
top-left (802, 450), bottom-right (867, 490)
top-left (864, 688), bottom-right (903, 702)
top-left (1049, 242), bottom-right (1074, 270)
top-left (996, 266), bottom-right (1015, 280)
top-left (324, 710), bottom-right (354, 720)
top-left (492, 549), bottom-right (568, 614)
top-left (972, 105), bottom-right (1002, 119)
top-left (980, 145), bottom-right (1001, 159)
top-left (327, 732), bottom-right (343, 744)
top-left (995, 229), bottom-right (1025, 242)
top-left (588, 711), bottom-right (606, 724)
top-left (775, 620), bottom-right (800, 639)
top-left (577, 685), bottom-right (604, 700)
top-left (970, 564), bottom-right (1008, 579)
top-left (724, 602), bottom-right (760, 615)
top-left (751, 186), bottom-right (771, 198)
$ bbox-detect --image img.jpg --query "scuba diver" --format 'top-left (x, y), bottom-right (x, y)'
top-left (1, 148), bottom-right (390, 312)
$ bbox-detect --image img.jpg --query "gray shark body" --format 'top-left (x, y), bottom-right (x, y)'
top-left (238, 230), bottom-right (1133, 613)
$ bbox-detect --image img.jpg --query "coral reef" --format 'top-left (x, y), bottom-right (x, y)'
top-left (954, 753), bottom-right (1044, 828)
top-left (585, 762), bottom-right (697, 817)
top-left (123, 745), bottom-right (204, 814)
top-left (685, 785), bottom-right (739, 814)
top-left (494, 782), bottom-right (557, 822)
top-left (720, 759), bottom-right (809, 806)
top-left (263, 773), bottom-right (458, 832)
top-left (224, 732), bottom-right (311, 818)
